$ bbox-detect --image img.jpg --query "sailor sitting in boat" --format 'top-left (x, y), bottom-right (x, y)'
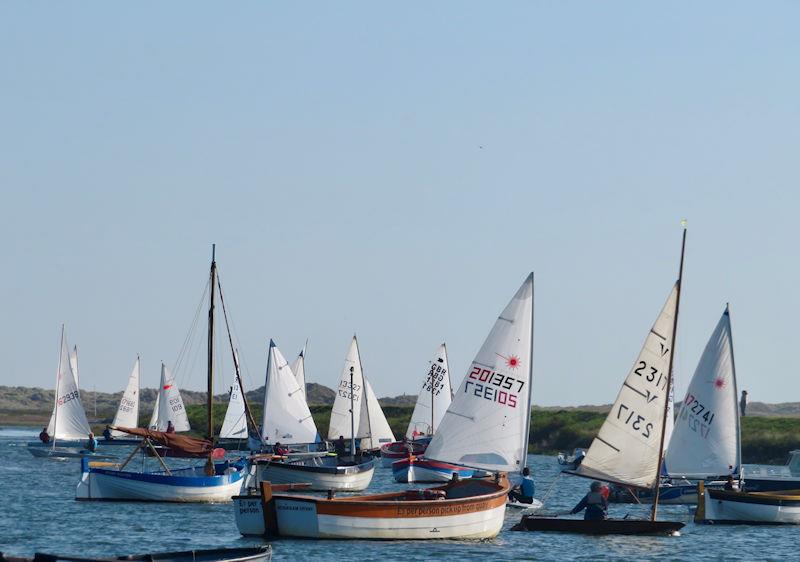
top-left (508, 467), bottom-right (536, 504)
top-left (39, 427), bottom-right (50, 443)
top-left (272, 442), bottom-right (290, 456)
top-left (85, 432), bottom-right (98, 453)
top-left (570, 481), bottom-right (608, 520)
top-left (724, 475), bottom-right (739, 491)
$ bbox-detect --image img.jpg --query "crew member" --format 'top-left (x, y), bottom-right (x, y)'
top-left (85, 432), bottom-right (98, 453)
top-left (272, 442), bottom-right (289, 456)
top-left (334, 435), bottom-right (347, 457)
top-left (39, 427), bottom-right (50, 443)
top-left (166, 420), bottom-right (175, 434)
top-left (102, 425), bottom-right (113, 441)
top-left (570, 481), bottom-right (608, 520)
top-left (508, 467), bottom-right (536, 504)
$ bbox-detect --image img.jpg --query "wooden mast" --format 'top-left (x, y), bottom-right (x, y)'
top-left (522, 272), bottom-right (535, 473)
top-left (652, 227), bottom-right (686, 521)
top-left (206, 244), bottom-right (217, 441)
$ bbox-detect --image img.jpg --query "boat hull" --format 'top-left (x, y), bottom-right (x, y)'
top-left (248, 456), bottom-right (375, 491)
top-left (512, 516), bottom-right (684, 535)
top-left (379, 440), bottom-right (429, 468)
top-left (23, 546), bottom-right (271, 562)
top-left (698, 488), bottom-right (800, 524)
top-left (392, 458), bottom-right (475, 483)
top-left (76, 463), bottom-right (245, 503)
top-left (234, 477), bottom-right (509, 539)
top-left (28, 445), bottom-right (116, 461)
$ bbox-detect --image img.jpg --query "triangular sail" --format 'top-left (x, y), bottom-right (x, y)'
top-left (260, 341), bottom-right (318, 445)
top-left (291, 344), bottom-right (307, 401)
top-left (148, 392), bottom-right (160, 430)
top-left (151, 364), bottom-right (190, 432)
top-left (573, 284), bottom-right (678, 489)
top-left (220, 365), bottom-right (248, 439)
top-left (47, 330), bottom-right (92, 440)
top-left (664, 306), bottom-right (740, 478)
top-left (111, 357), bottom-right (140, 437)
top-left (327, 336), bottom-right (365, 440)
top-left (663, 382), bottom-right (674, 455)
top-left (425, 274), bottom-right (534, 473)
top-left (357, 376), bottom-right (395, 450)
top-left (406, 343), bottom-right (453, 439)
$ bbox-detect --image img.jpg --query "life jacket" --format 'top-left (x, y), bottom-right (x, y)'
top-left (586, 491), bottom-right (605, 505)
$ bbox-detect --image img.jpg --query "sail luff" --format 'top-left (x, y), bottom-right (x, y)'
top-left (522, 272), bottom-right (535, 471)
top-left (727, 304), bottom-right (743, 480)
top-left (52, 325), bottom-right (65, 449)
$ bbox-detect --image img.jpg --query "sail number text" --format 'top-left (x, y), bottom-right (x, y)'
top-left (337, 380), bottom-right (361, 400)
top-left (616, 403), bottom-right (654, 439)
top-left (632, 360), bottom-right (669, 391)
top-left (679, 393), bottom-right (715, 438)
top-left (465, 366), bottom-right (524, 408)
top-left (57, 390), bottom-right (80, 406)
top-left (423, 364), bottom-right (447, 396)
top-left (169, 396), bottom-right (184, 413)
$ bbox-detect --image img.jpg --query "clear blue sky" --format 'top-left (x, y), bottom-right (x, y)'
top-left (1, 2), bottom-right (798, 406)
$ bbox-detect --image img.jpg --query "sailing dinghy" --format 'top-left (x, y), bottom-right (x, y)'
top-left (75, 247), bottom-right (246, 502)
top-left (380, 343), bottom-right (452, 468)
top-left (514, 230), bottom-right (688, 536)
top-left (234, 275), bottom-right (537, 539)
top-left (393, 275), bottom-right (535, 485)
top-left (246, 339), bottom-right (375, 492)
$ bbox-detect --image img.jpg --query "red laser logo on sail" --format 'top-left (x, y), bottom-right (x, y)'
top-left (714, 377), bottom-right (726, 390)
top-left (496, 353), bottom-right (521, 370)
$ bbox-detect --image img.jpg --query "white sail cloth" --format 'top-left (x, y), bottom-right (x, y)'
top-left (70, 346), bottom-right (79, 389)
top-left (328, 336), bottom-right (366, 441)
top-left (149, 364), bottom-right (190, 432)
top-left (574, 284), bottom-right (678, 489)
top-left (406, 343), bottom-right (453, 439)
top-left (358, 376), bottom-right (395, 450)
top-left (220, 373), bottom-right (248, 439)
top-left (111, 357), bottom-right (141, 437)
top-left (425, 274), bottom-right (534, 473)
top-left (261, 340), bottom-right (318, 445)
top-left (47, 330), bottom-right (92, 440)
top-left (664, 306), bottom-right (740, 478)
top-left (291, 344), bottom-right (307, 401)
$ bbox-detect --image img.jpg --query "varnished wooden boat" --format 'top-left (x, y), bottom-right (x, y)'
top-left (696, 482), bottom-right (800, 524)
top-left (234, 475), bottom-right (510, 539)
top-left (512, 515), bottom-right (684, 535)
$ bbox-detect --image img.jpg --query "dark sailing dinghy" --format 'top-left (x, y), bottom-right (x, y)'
top-left (0, 546), bottom-right (271, 562)
top-left (515, 229), bottom-right (689, 536)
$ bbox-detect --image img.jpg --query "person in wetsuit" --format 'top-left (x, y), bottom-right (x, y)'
top-left (570, 481), bottom-right (608, 520)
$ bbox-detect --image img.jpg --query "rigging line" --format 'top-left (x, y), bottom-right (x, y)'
top-left (538, 471), bottom-right (563, 507)
top-left (172, 278), bottom-right (210, 380)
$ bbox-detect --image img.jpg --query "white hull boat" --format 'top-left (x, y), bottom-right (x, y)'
top-left (234, 476), bottom-right (509, 539)
top-left (696, 483), bottom-right (800, 524)
top-left (246, 455), bottom-right (375, 492)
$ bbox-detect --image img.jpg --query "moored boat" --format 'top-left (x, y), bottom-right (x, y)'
top-left (247, 453), bottom-right (375, 491)
top-left (696, 482), bottom-right (800, 524)
top-left (512, 516), bottom-right (683, 535)
top-left (1, 546), bottom-right (271, 562)
top-left (380, 438), bottom-right (430, 468)
top-left (234, 475), bottom-right (510, 539)
top-left (391, 456), bottom-right (475, 483)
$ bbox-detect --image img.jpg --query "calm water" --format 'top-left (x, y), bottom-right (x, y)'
top-left (0, 427), bottom-right (787, 561)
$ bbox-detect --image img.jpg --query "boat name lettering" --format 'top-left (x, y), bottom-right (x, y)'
top-left (237, 500), bottom-right (262, 514)
top-left (396, 500), bottom-right (490, 517)
top-left (616, 403), bottom-right (653, 439)
top-left (276, 504), bottom-right (314, 512)
top-left (632, 360), bottom-right (668, 391)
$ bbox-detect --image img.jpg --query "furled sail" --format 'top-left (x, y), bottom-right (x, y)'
top-left (260, 340), bottom-right (318, 445)
top-left (327, 336), bottom-right (366, 441)
top-left (357, 375), bottom-right (395, 450)
top-left (664, 306), bottom-right (740, 478)
top-left (406, 343), bottom-right (453, 439)
top-left (220, 368), bottom-right (248, 439)
top-left (150, 363), bottom-right (190, 432)
top-left (111, 357), bottom-right (140, 437)
top-left (291, 344), bottom-right (307, 401)
top-left (425, 274), bottom-right (534, 473)
top-left (47, 330), bottom-right (92, 440)
top-left (573, 284), bottom-right (678, 489)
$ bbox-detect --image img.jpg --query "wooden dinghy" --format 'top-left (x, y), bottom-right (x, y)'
top-left (380, 438), bottom-right (430, 468)
top-left (247, 453), bottom-right (376, 491)
top-left (0, 546), bottom-right (271, 562)
top-left (512, 516), bottom-right (683, 535)
top-left (234, 475), bottom-right (510, 539)
top-left (695, 482), bottom-right (800, 524)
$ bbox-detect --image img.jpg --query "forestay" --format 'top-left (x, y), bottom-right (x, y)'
top-left (111, 357), bottom-right (140, 437)
top-left (664, 306), bottom-right (740, 478)
top-left (358, 375), bottom-right (395, 450)
top-left (47, 331), bottom-right (92, 440)
top-left (425, 274), bottom-right (533, 473)
top-left (261, 340), bottom-right (318, 445)
top-left (328, 336), bottom-right (365, 441)
top-left (291, 344), bottom-right (307, 401)
top-left (150, 363), bottom-right (190, 432)
top-left (220, 368), bottom-right (247, 439)
top-left (574, 284), bottom-right (678, 489)
top-left (406, 343), bottom-right (453, 439)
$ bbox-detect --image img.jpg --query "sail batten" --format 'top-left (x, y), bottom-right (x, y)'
top-left (573, 284), bottom-right (678, 489)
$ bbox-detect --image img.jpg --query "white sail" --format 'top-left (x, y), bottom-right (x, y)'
top-left (327, 336), bottom-right (365, 441)
top-left (47, 330), bottom-right (92, 440)
top-left (425, 274), bottom-right (534, 473)
top-left (406, 343), bottom-right (453, 439)
top-left (70, 345), bottom-right (79, 388)
top-left (261, 340), bottom-right (318, 445)
top-left (152, 363), bottom-right (190, 432)
top-left (663, 380), bottom-right (674, 455)
top-left (357, 375), bottom-right (395, 450)
top-left (111, 357), bottom-right (140, 436)
top-left (148, 392), bottom-right (160, 430)
top-left (664, 306), bottom-right (740, 478)
top-left (291, 344), bottom-right (307, 401)
top-left (574, 284), bottom-right (678, 489)
top-left (220, 370), bottom-right (248, 439)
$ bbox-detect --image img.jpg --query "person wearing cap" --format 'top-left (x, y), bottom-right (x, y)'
top-left (570, 481), bottom-right (608, 520)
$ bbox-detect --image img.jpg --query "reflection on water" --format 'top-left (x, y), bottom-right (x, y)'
top-left (0, 427), bottom-right (791, 560)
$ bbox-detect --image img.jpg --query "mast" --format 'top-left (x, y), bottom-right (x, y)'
top-left (206, 244), bottom-right (217, 441)
top-left (727, 303), bottom-right (743, 485)
top-left (349, 365), bottom-right (356, 456)
top-left (53, 324), bottom-right (65, 450)
top-left (430, 352), bottom-right (435, 435)
top-left (652, 227), bottom-right (686, 521)
top-left (522, 272), bottom-right (535, 472)
top-left (355, 336), bottom-right (373, 446)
